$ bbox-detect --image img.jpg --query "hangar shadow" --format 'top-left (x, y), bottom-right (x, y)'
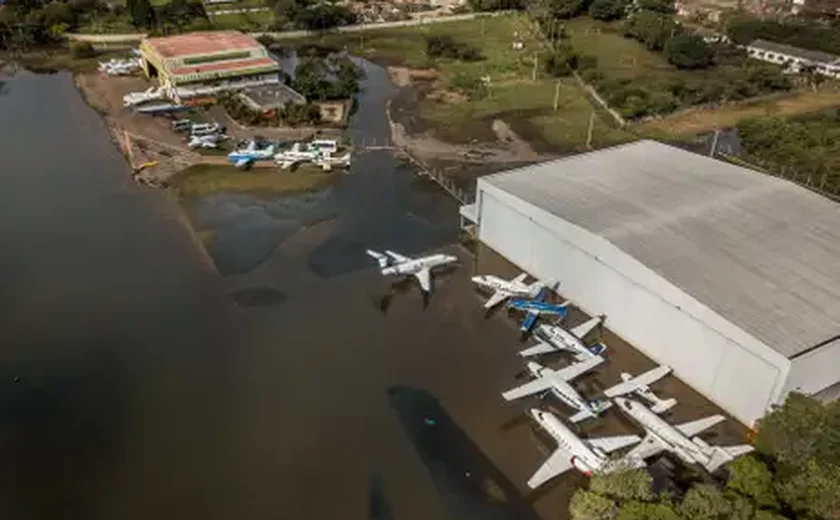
top-left (387, 386), bottom-right (541, 520)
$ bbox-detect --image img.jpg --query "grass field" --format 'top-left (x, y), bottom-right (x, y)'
top-left (170, 164), bottom-right (335, 197)
top-left (307, 13), bottom-right (635, 151)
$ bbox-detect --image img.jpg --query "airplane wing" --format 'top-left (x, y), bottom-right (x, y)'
top-left (587, 434), bottom-right (641, 454)
top-left (366, 250), bottom-right (389, 268)
top-left (527, 447), bottom-right (574, 489)
top-left (512, 272), bottom-right (529, 285)
top-left (385, 250), bottom-right (411, 263)
top-left (674, 415), bottom-right (725, 437)
top-left (414, 268), bottom-right (431, 293)
top-left (233, 158), bottom-right (250, 168)
top-left (604, 366), bottom-right (671, 398)
top-left (501, 378), bottom-right (553, 401)
top-left (569, 316), bottom-right (603, 340)
top-left (521, 310), bottom-right (539, 332)
top-left (624, 433), bottom-right (668, 462)
top-left (519, 341), bottom-right (557, 357)
top-left (483, 290), bottom-right (510, 309)
top-left (554, 356), bottom-right (604, 382)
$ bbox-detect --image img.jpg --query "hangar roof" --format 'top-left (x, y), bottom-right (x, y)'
top-left (482, 140), bottom-right (840, 358)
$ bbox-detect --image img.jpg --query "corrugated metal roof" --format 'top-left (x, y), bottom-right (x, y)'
top-left (749, 39), bottom-right (840, 65)
top-left (483, 140), bottom-right (840, 358)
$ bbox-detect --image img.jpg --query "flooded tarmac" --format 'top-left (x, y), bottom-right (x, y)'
top-left (0, 61), bottom-right (749, 520)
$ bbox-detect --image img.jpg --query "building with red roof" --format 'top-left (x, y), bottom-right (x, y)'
top-left (138, 31), bottom-right (281, 101)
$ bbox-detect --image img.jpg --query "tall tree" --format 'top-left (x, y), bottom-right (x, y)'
top-left (663, 33), bottom-right (714, 69)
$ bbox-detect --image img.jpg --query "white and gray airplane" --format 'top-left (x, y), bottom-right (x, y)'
top-left (366, 250), bottom-right (458, 293)
top-left (603, 365), bottom-right (677, 414)
top-left (526, 408), bottom-right (644, 488)
top-left (615, 397), bottom-right (754, 473)
top-left (521, 315), bottom-right (607, 360)
top-left (471, 272), bottom-right (545, 309)
top-left (502, 357), bottom-right (609, 423)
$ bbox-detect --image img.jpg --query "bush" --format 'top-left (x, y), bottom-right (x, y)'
top-left (281, 103), bottom-right (321, 126)
top-left (70, 41), bottom-right (97, 59)
top-left (663, 33), bottom-right (714, 69)
top-left (450, 72), bottom-right (488, 99)
top-left (589, 0), bottom-right (628, 20)
top-left (256, 34), bottom-right (275, 48)
top-left (424, 35), bottom-right (483, 61)
top-left (468, 0), bottom-right (526, 10)
top-left (624, 10), bottom-right (678, 51)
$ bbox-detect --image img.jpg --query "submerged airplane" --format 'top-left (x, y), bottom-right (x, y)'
top-left (526, 408), bottom-right (643, 488)
top-left (227, 141), bottom-right (276, 169)
top-left (521, 315), bottom-right (607, 360)
top-left (471, 272), bottom-right (544, 309)
top-left (615, 397), bottom-right (754, 473)
top-left (508, 288), bottom-right (569, 333)
top-left (366, 250), bottom-right (458, 293)
top-left (502, 357), bottom-right (609, 423)
top-left (603, 365), bottom-right (677, 414)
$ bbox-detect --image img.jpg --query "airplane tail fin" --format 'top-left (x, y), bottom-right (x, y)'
top-left (697, 439), bottom-right (754, 472)
top-left (650, 398), bottom-right (678, 414)
top-left (569, 400), bottom-right (611, 423)
top-left (366, 250), bottom-right (390, 268)
top-left (587, 342), bottom-right (607, 357)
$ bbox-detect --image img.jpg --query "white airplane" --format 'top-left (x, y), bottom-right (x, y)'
top-left (615, 397), bottom-right (754, 473)
top-left (526, 408), bottom-right (643, 488)
top-left (366, 250), bottom-right (458, 293)
top-left (521, 315), bottom-right (607, 360)
top-left (502, 357), bottom-right (609, 423)
top-left (471, 272), bottom-right (544, 309)
top-left (275, 142), bottom-right (322, 169)
top-left (603, 366), bottom-right (677, 414)
top-left (188, 133), bottom-right (226, 149)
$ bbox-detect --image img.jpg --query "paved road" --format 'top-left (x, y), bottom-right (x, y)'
top-left (65, 11), bottom-right (508, 45)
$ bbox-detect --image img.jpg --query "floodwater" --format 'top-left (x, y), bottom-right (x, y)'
top-left (0, 63), bottom-right (552, 520)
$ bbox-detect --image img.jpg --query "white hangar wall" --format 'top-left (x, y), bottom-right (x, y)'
top-left (784, 338), bottom-right (840, 396)
top-left (475, 182), bottom-right (792, 426)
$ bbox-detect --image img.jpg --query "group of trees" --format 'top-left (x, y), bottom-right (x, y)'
top-left (738, 110), bottom-right (840, 192)
top-left (425, 35), bottom-right (483, 61)
top-left (569, 394), bottom-right (840, 520)
top-left (292, 54), bottom-right (364, 101)
top-left (266, 0), bottom-right (355, 32)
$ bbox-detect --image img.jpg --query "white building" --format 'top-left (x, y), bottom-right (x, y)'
top-left (460, 141), bottom-right (840, 426)
top-left (746, 39), bottom-right (840, 78)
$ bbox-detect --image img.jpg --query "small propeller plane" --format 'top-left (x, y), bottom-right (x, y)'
top-left (507, 287), bottom-right (570, 333)
top-left (525, 408), bottom-right (644, 488)
top-left (521, 315), bottom-right (607, 360)
top-left (471, 272), bottom-right (545, 309)
top-left (502, 357), bottom-right (609, 423)
top-left (366, 249), bottom-right (458, 293)
top-left (603, 365), bottom-right (677, 414)
top-left (227, 141), bottom-right (276, 169)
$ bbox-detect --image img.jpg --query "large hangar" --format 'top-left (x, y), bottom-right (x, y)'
top-left (461, 140), bottom-right (840, 426)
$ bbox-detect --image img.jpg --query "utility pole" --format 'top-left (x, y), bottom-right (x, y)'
top-left (586, 110), bottom-right (595, 149)
top-left (532, 52), bottom-right (538, 81)
top-left (553, 80), bottom-right (561, 111)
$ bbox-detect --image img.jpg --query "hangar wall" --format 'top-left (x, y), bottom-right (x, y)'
top-left (784, 338), bottom-right (840, 396)
top-left (475, 184), bottom-right (791, 425)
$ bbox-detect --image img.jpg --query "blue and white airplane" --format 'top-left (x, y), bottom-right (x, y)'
top-left (508, 287), bottom-right (570, 333)
top-left (227, 141), bottom-right (276, 169)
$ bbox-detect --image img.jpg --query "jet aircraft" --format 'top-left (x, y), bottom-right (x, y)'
top-left (520, 315), bottom-right (607, 360)
top-left (615, 397), bottom-right (754, 473)
top-left (471, 272), bottom-right (544, 309)
top-left (525, 408), bottom-right (643, 488)
top-left (502, 358), bottom-right (609, 423)
top-left (366, 250), bottom-right (458, 293)
top-left (508, 288), bottom-right (569, 333)
top-left (603, 366), bottom-right (677, 414)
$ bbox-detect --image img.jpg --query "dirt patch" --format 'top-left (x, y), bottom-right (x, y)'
top-left (491, 119), bottom-right (538, 161)
top-left (387, 66), bottom-right (438, 87)
top-left (426, 88), bottom-right (468, 104)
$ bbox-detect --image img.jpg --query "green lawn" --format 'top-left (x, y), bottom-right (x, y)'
top-left (170, 164), bottom-right (335, 197)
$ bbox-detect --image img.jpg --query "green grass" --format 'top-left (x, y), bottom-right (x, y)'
top-left (208, 10), bottom-right (274, 30)
top-left (170, 164), bottom-right (335, 197)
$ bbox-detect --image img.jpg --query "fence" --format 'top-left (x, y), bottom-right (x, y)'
top-left (717, 152), bottom-right (840, 202)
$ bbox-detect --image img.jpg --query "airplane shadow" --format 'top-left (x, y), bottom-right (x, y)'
top-left (386, 386), bottom-right (541, 520)
top-left (368, 471), bottom-right (396, 520)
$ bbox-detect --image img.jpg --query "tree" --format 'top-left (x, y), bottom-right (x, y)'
top-left (589, 0), bottom-right (628, 20)
top-left (679, 484), bottom-right (732, 520)
top-left (726, 456), bottom-right (779, 509)
top-left (589, 469), bottom-right (654, 501)
top-left (634, 0), bottom-right (675, 13)
top-left (129, 0), bottom-right (154, 28)
top-left (776, 459), bottom-right (840, 520)
top-left (624, 10), bottom-right (677, 51)
top-left (543, 45), bottom-right (578, 76)
top-left (292, 2), bottom-right (355, 31)
top-left (70, 40), bottom-right (97, 58)
top-left (280, 102), bottom-right (321, 126)
top-left (615, 501), bottom-right (681, 520)
top-left (535, 0), bottom-right (588, 19)
top-left (425, 35), bottom-right (482, 61)
top-left (800, 64), bottom-right (828, 92)
top-left (569, 490), bottom-right (615, 520)
top-left (468, 0), bottom-right (525, 10)
top-left (663, 33), bottom-right (714, 69)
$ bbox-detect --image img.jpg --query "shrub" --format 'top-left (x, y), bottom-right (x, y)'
top-left (70, 41), bottom-right (97, 59)
top-left (663, 33), bottom-right (714, 69)
top-left (424, 35), bottom-right (483, 61)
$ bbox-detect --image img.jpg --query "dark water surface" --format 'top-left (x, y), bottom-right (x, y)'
top-left (0, 66), bottom-right (550, 520)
